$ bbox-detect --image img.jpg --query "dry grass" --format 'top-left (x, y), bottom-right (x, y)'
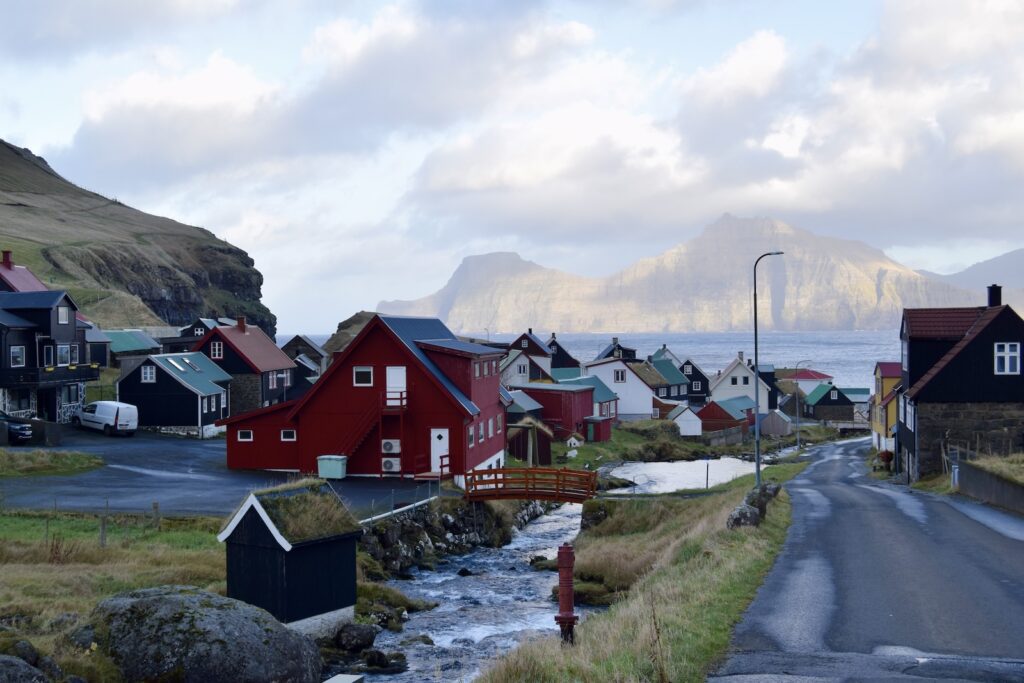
top-left (0, 448), bottom-right (103, 477)
top-left (234, 478), bottom-right (361, 544)
top-left (971, 453), bottom-right (1024, 486)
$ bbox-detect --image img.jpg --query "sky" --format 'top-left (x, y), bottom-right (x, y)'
top-left (4, 0), bottom-right (1024, 333)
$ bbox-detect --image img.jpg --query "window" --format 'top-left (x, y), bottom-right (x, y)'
top-left (202, 397), bottom-right (208, 412)
top-left (517, 363), bottom-right (527, 374)
top-left (9, 346), bottom-right (25, 368)
top-left (497, 414), bottom-right (502, 432)
top-left (353, 366), bottom-right (373, 386)
top-left (478, 423), bottom-right (485, 442)
top-left (281, 429), bottom-right (297, 442)
top-left (994, 342), bottom-right (1020, 375)
top-left (492, 360), bottom-right (497, 374)
top-left (61, 384), bottom-right (78, 404)
top-left (58, 306), bottom-right (69, 324)
top-left (692, 381), bottom-right (702, 391)
top-left (220, 391), bottom-right (227, 412)
top-left (483, 361), bottom-right (490, 376)
top-left (210, 341), bottom-right (224, 360)
top-left (683, 364), bottom-right (692, 375)
top-left (44, 346), bottom-right (53, 366)
top-left (906, 400), bottom-right (915, 431)
top-left (610, 402), bottom-right (617, 417)
top-left (468, 425), bottom-right (475, 447)
top-left (10, 389), bottom-right (30, 411)
top-left (70, 345), bottom-right (79, 364)
top-left (901, 340), bottom-right (908, 371)
top-left (211, 394), bottom-right (218, 411)
top-left (238, 430), bottom-right (253, 442)
top-left (285, 369), bottom-right (292, 386)
top-left (475, 362), bottom-right (481, 378)
top-left (141, 365), bottom-right (156, 383)
top-left (613, 369), bottom-right (626, 383)
top-left (269, 372), bottom-right (277, 390)
top-left (488, 417), bottom-right (494, 438)
top-left (194, 327), bottom-right (205, 337)
top-left (57, 345), bottom-right (71, 366)
top-left (742, 376), bottom-right (750, 385)
top-left (658, 387), bottom-right (667, 397)
top-left (521, 339), bottom-right (528, 348)
top-left (731, 377), bottom-right (738, 386)
top-left (830, 390), bottom-right (838, 400)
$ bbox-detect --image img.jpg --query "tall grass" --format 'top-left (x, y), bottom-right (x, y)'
top-left (0, 449), bottom-right (103, 477)
top-left (970, 453), bottom-right (1024, 486)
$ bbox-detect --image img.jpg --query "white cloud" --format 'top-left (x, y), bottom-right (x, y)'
top-left (682, 30), bottom-right (788, 105)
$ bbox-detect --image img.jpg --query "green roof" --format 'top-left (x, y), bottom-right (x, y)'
top-left (106, 329), bottom-right (161, 354)
top-left (717, 395), bottom-right (755, 419)
top-left (551, 367), bottom-right (582, 381)
top-left (560, 375), bottom-right (618, 403)
top-left (804, 384), bottom-right (852, 405)
top-left (651, 359), bottom-right (689, 386)
top-left (839, 387), bottom-right (870, 400)
top-left (251, 479), bottom-right (361, 545)
top-left (148, 352), bottom-right (232, 396)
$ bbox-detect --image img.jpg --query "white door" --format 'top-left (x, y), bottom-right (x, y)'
top-left (430, 428), bottom-right (449, 473)
top-left (386, 366), bottom-right (407, 406)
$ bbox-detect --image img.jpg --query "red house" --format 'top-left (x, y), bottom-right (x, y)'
top-left (511, 382), bottom-right (593, 439)
top-left (219, 314), bottom-right (510, 484)
top-left (697, 400), bottom-right (748, 434)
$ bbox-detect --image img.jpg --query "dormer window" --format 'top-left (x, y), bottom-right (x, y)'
top-left (194, 327), bottom-right (205, 337)
top-left (58, 306), bottom-right (69, 324)
top-left (995, 342), bottom-right (1020, 375)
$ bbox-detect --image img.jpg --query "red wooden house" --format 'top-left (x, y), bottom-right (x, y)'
top-left (511, 382), bottom-right (594, 439)
top-left (696, 400), bottom-right (748, 434)
top-left (218, 314), bottom-right (510, 484)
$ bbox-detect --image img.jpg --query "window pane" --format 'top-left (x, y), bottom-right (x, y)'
top-left (997, 357), bottom-right (1006, 373)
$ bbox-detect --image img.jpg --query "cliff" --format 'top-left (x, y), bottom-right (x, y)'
top-left (0, 139), bottom-right (275, 333)
top-left (379, 215), bottom-right (980, 333)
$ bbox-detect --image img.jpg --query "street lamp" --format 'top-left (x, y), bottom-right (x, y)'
top-left (793, 359), bottom-right (811, 452)
top-left (753, 251), bottom-right (784, 487)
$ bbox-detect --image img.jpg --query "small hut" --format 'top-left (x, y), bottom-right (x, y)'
top-left (758, 409), bottom-right (793, 437)
top-left (218, 479), bottom-right (361, 627)
top-left (507, 415), bottom-right (554, 465)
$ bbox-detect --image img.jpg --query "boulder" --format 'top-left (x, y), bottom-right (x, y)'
top-left (0, 655), bottom-right (47, 683)
top-left (727, 503), bottom-right (761, 529)
top-left (12, 640), bottom-right (38, 667)
top-left (87, 585), bottom-right (321, 683)
top-left (744, 489), bottom-right (768, 518)
top-left (456, 567), bottom-right (474, 577)
top-left (363, 649), bottom-right (389, 668)
top-left (764, 483), bottom-right (782, 498)
top-left (333, 622), bottom-right (380, 652)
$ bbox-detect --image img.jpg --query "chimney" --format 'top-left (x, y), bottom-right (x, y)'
top-left (1, 250), bottom-right (11, 268)
top-left (237, 316), bottom-right (247, 332)
top-left (551, 332), bottom-right (557, 340)
top-left (738, 350), bottom-right (744, 362)
top-left (988, 284), bottom-right (1002, 307)
top-left (612, 337), bottom-right (619, 345)
top-left (528, 327), bottom-right (533, 334)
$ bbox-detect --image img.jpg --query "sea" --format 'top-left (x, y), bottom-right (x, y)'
top-left (280, 329), bottom-right (899, 389)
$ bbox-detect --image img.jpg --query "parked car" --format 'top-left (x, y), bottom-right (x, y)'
top-left (73, 401), bottom-right (138, 436)
top-left (0, 409), bottom-right (33, 445)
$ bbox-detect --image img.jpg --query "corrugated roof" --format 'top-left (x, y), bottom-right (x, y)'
top-left (511, 382), bottom-right (592, 393)
top-left (416, 339), bottom-right (503, 356)
top-left (651, 359), bottom-right (689, 386)
top-left (509, 390), bottom-right (543, 413)
top-left (715, 400), bottom-right (749, 420)
top-left (560, 375), bottom-right (618, 403)
top-left (551, 367), bottom-right (583, 381)
top-left (296, 335), bottom-right (327, 358)
top-left (875, 361), bottom-right (901, 378)
top-left (207, 323), bottom-right (295, 373)
top-left (106, 329), bottom-right (162, 353)
top-left (804, 384), bottom-right (850, 405)
top-left (147, 352), bottom-right (233, 396)
top-left (0, 290), bottom-right (67, 309)
top-left (902, 307), bottom-right (986, 340)
top-left (0, 263), bottom-right (47, 292)
top-left (0, 309), bottom-right (35, 328)
top-left (718, 395), bottom-right (756, 413)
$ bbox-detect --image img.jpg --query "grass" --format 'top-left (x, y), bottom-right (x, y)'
top-left (911, 472), bottom-right (952, 494)
top-left (0, 448), bottom-right (104, 478)
top-left (249, 478), bottom-right (361, 543)
top-left (480, 460), bottom-right (807, 683)
top-left (85, 367), bottom-right (121, 404)
top-left (970, 453), bottom-right (1024, 486)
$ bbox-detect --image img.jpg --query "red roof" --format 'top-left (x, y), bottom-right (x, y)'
top-left (906, 306), bottom-right (1006, 399)
top-left (902, 307), bottom-right (986, 340)
top-left (875, 362), bottom-right (901, 378)
top-left (880, 387), bottom-right (899, 407)
top-left (792, 368), bottom-right (832, 380)
top-left (197, 321), bottom-right (295, 373)
top-left (0, 263), bottom-right (47, 292)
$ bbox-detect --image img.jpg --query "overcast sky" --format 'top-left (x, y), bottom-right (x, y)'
top-left (4, 0), bottom-right (1024, 333)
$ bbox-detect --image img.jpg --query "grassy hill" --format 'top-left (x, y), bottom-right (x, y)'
top-left (0, 139), bottom-right (275, 333)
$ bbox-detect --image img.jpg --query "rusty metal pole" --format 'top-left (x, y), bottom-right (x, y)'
top-left (554, 543), bottom-right (579, 644)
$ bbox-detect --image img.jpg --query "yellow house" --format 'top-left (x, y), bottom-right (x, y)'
top-left (870, 361), bottom-right (901, 451)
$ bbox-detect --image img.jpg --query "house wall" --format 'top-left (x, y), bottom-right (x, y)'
top-left (230, 374), bottom-right (263, 415)
top-left (519, 388), bottom-right (591, 438)
top-left (914, 402), bottom-right (1024, 478)
top-left (673, 410), bottom-right (702, 436)
top-left (584, 361), bottom-right (653, 419)
top-left (118, 362), bottom-right (200, 428)
top-left (811, 404), bottom-right (855, 422)
top-left (711, 365), bottom-right (770, 408)
top-left (697, 402), bottom-right (746, 434)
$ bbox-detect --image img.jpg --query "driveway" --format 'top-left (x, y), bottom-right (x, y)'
top-left (712, 438), bottom-right (1024, 681)
top-left (0, 428), bottom-right (441, 519)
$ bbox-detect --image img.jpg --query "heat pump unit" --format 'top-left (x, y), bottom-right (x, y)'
top-left (381, 457), bottom-right (401, 472)
top-left (381, 439), bottom-right (402, 454)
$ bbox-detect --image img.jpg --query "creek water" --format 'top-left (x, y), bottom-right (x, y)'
top-left (609, 457), bottom-right (756, 494)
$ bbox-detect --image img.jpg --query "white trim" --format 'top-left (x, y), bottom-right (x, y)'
top-left (281, 429), bottom-right (297, 442)
top-left (216, 494), bottom-right (293, 551)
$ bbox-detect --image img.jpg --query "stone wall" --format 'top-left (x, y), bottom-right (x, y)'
top-left (230, 374), bottom-right (262, 415)
top-left (812, 405), bottom-right (853, 422)
top-left (958, 460), bottom-right (1024, 515)
top-left (917, 402), bottom-right (1024, 477)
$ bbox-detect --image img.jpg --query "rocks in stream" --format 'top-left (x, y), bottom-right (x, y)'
top-left (457, 567), bottom-right (475, 577)
top-left (332, 622), bottom-right (381, 652)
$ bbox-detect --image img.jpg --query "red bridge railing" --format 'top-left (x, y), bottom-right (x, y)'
top-left (464, 467), bottom-right (598, 503)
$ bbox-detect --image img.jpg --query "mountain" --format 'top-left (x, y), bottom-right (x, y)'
top-left (920, 249), bottom-right (1024, 310)
top-left (0, 139), bottom-right (275, 333)
top-left (379, 215), bottom-right (983, 334)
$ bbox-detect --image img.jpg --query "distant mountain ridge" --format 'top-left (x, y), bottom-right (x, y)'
top-left (379, 215), bottom-right (991, 334)
top-left (0, 138), bottom-right (275, 333)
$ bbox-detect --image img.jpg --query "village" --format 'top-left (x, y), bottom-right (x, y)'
top-left (3, 243), bottom-right (1024, 681)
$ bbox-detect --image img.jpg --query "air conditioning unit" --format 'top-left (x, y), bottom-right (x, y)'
top-left (381, 439), bottom-right (402, 454)
top-left (381, 457), bottom-right (401, 473)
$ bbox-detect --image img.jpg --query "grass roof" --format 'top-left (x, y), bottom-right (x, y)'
top-left (507, 415), bottom-right (555, 439)
top-left (247, 478), bottom-right (361, 544)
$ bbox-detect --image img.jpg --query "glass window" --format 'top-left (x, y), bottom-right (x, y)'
top-left (61, 384), bottom-right (78, 403)
top-left (70, 345), bottom-right (79, 364)
top-left (483, 361), bottom-right (490, 376)
top-left (488, 417), bottom-right (494, 438)
top-left (141, 365), bottom-right (156, 383)
top-left (478, 423), bottom-right (485, 442)
top-left (517, 363), bottom-right (527, 374)
top-left (44, 346), bottom-right (54, 366)
top-left (995, 342), bottom-right (1020, 375)
top-left (194, 327), bottom-right (205, 337)
top-left (521, 340), bottom-right (528, 348)
top-left (830, 390), bottom-right (838, 400)
top-left (901, 340), bottom-right (908, 371)
top-left (683, 364), bottom-right (692, 375)
top-left (468, 425), bottom-right (475, 447)
top-left (57, 345), bottom-right (71, 366)
top-left (693, 381), bottom-right (702, 391)
top-left (742, 376), bottom-right (750, 385)
top-left (269, 372), bottom-right (277, 390)
top-left (238, 429), bottom-right (253, 442)
top-left (10, 346), bottom-right (25, 368)
top-left (281, 429), bottom-right (297, 441)
top-left (58, 306), bottom-right (69, 324)
top-left (202, 396), bottom-right (208, 412)
top-left (353, 366), bottom-right (373, 386)
top-left (283, 369), bottom-right (292, 387)
top-left (613, 369), bottom-right (626, 383)
top-left (210, 341), bottom-right (224, 359)
top-left (475, 362), bottom-right (480, 378)
top-left (731, 377), bottom-right (738, 385)
top-left (497, 414), bottom-right (502, 432)
top-left (658, 388), bottom-right (667, 397)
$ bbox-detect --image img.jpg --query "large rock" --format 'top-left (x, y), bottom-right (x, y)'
top-left (333, 622), bottom-right (380, 652)
top-left (744, 489), bottom-right (769, 518)
top-left (86, 585), bottom-right (321, 683)
top-left (727, 504), bottom-right (762, 530)
top-left (0, 655), bottom-right (47, 683)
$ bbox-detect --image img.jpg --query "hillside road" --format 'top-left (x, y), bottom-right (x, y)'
top-left (711, 438), bottom-right (1024, 682)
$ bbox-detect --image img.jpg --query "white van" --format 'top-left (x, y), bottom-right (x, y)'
top-left (73, 401), bottom-right (138, 436)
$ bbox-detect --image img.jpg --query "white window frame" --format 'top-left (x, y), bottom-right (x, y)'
top-left (269, 371), bottom-right (277, 390)
top-left (58, 306), bottom-right (69, 325)
top-left (683, 364), bottom-right (692, 375)
top-left (9, 345), bottom-right (25, 368)
top-left (210, 341), bottom-right (224, 360)
top-left (830, 390), bottom-right (838, 400)
top-left (901, 340), bottom-right (908, 371)
top-left (483, 361), bottom-right (490, 376)
top-left (692, 380), bottom-right (701, 391)
top-left (468, 425), bottom-right (475, 448)
top-left (194, 327), bottom-right (205, 337)
top-left (238, 429), bottom-right (254, 442)
top-left (994, 342), bottom-right (1020, 375)
top-left (488, 417), bottom-right (494, 438)
top-left (478, 423), bottom-right (485, 442)
top-left (613, 369), bottom-right (626, 383)
top-left (281, 429), bottom-right (297, 442)
top-left (57, 344), bottom-right (71, 367)
top-left (658, 387), bottom-right (667, 397)
top-left (141, 365), bottom-right (156, 383)
top-left (475, 362), bottom-right (481, 378)
top-left (497, 414), bottom-right (503, 433)
top-left (521, 339), bottom-right (528, 348)
top-left (353, 366), bottom-right (373, 387)
top-left (202, 396), bottom-right (208, 412)
top-left (283, 369), bottom-right (292, 387)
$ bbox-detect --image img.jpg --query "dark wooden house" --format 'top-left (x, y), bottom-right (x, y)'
top-left (803, 384), bottom-right (854, 422)
top-left (218, 481), bottom-right (361, 624)
top-left (545, 332), bottom-right (580, 370)
top-left (282, 335), bottom-right (330, 374)
top-left (679, 357), bottom-right (710, 405)
top-left (650, 359), bottom-right (689, 401)
top-left (594, 336), bottom-right (636, 362)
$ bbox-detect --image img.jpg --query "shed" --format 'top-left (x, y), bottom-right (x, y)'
top-left (584, 415), bottom-right (612, 442)
top-left (217, 480), bottom-right (361, 625)
top-left (507, 415), bottom-right (553, 465)
top-left (667, 404), bottom-right (702, 436)
top-left (512, 382), bottom-right (593, 439)
top-left (758, 410), bottom-right (793, 437)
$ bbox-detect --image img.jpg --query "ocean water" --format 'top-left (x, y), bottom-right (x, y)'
top-left (285, 329), bottom-right (899, 389)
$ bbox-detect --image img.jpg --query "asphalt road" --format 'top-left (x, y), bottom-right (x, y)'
top-left (0, 428), bottom-right (439, 519)
top-left (712, 438), bottom-right (1024, 682)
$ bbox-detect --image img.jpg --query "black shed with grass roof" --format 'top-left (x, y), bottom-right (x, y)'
top-left (218, 479), bottom-right (362, 623)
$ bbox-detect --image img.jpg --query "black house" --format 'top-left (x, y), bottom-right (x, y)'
top-left (218, 481), bottom-right (361, 624)
top-left (281, 335), bottom-right (329, 374)
top-left (758, 363), bottom-right (780, 410)
top-left (545, 333), bottom-right (580, 369)
top-left (594, 337), bottom-right (637, 362)
top-left (679, 357), bottom-right (710, 405)
top-left (897, 285), bottom-right (1024, 479)
top-left (0, 290), bottom-right (99, 422)
top-left (161, 316), bottom-right (236, 353)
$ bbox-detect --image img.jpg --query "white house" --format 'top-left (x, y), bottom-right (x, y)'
top-left (500, 349), bottom-right (552, 387)
top-left (710, 353), bottom-right (771, 408)
top-left (583, 358), bottom-right (655, 421)
top-left (667, 404), bottom-right (702, 436)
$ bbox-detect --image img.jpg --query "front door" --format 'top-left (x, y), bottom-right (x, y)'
top-left (386, 366), bottom-right (407, 407)
top-left (430, 428), bottom-right (449, 473)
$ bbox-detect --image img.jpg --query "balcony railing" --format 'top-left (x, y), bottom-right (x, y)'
top-left (0, 364), bottom-right (102, 386)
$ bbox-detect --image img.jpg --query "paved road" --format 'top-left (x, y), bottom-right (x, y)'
top-left (712, 438), bottom-right (1024, 682)
top-left (0, 428), bottom-right (439, 519)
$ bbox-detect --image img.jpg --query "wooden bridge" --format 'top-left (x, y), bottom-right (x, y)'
top-left (464, 467), bottom-right (598, 503)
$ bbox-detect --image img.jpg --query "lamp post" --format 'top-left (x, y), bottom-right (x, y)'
top-left (753, 251), bottom-right (784, 487)
top-left (793, 359), bottom-right (811, 452)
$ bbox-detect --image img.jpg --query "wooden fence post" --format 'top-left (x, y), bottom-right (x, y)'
top-left (152, 502), bottom-right (161, 530)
